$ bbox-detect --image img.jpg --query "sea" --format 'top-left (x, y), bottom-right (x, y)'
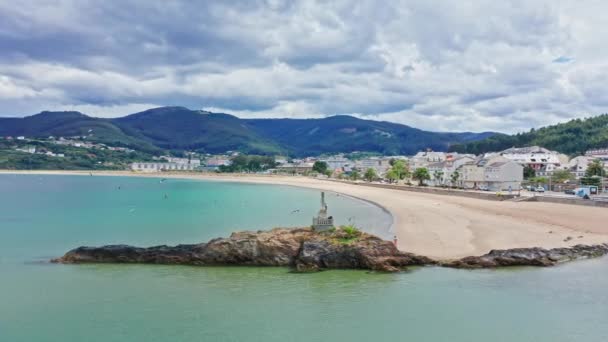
top-left (1, 174), bottom-right (607, 341)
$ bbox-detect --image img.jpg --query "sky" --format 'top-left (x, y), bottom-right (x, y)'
top-left (0, 0), bottom-right (607, 133)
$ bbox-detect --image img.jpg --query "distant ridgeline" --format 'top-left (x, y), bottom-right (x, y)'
top-left (0, 107), bottom-right (496, 156)
top-left (450, 114), bottom-right (608, 156)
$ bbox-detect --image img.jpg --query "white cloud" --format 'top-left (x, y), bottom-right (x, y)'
top-left (1, 0), bottom-right (608, 132)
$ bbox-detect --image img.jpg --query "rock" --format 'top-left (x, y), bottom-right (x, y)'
top-left (442, 244), bottom-right (608, 269)
top-left (52, 227), bottom-right (433, 272)
top-left (52, 229), bottom-right (608, 272)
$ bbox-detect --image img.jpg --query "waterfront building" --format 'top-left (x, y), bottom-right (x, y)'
top-left (354, 157), bottom-right (391, 175)
top-left (497, 146), bottom-right (568, 176)
top-left (130, 162), bottom-right (199, 172)
top-left (459, 156), bottom-right (523, 191)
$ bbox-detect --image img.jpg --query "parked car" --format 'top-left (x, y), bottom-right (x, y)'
top-left (535, 186), bottom-right (545, 192)
top-left (564, 189), bottom-right (576, 195)
top-left (478, 185), bottom-right (489, 191)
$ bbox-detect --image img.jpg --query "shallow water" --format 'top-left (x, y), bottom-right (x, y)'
top-left (1, 174), bottom-right (607, 341)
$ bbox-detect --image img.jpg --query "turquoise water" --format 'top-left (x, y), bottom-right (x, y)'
top-left (1, 175), bottom-right (607, 341)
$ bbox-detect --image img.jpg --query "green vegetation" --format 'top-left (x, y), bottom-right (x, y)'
top-left (218, 155), bottom-right (276, 173)
top-left (335, 225), bottom-right (362, 244)
top-left (364, 168), bottom-right (377, 182)
top-left (450, 114), bottom-right (608, 156)
top-left (312, 161), bottom-right (329, 174)
top-left (586, 159), bottom-right (606, 177)
top-left (523, 165), bottom-right (536, 179)
top-left (412, 167), bottom-right (430, 186)
top-left (0, 107), bottom-right (496, 157)
top-left (0, 139), bottom-right (156, 170)
top-left (450, 170), bottom-right (460, 186)
top-left (349, 170), bottom-right (360, 181)
top-left (433, 170), bottom-right (444, 185)
top-left (387, 159), bottom-right (410, 181)
top-left (551, 169), bottom-right (574, 183)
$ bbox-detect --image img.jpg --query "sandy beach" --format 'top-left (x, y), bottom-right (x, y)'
top-left (3, 170), bottom-right (608, 260)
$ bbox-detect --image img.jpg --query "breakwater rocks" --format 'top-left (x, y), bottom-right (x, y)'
top-left (52, 228), bottom-right (608, 272)
top-left (52, 228), bottom-right (433, 272)
top-left (443, 244), bottom-right (608, 269)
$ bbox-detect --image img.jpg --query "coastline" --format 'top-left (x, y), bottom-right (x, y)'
top-left (3, 169), bottom-right (608, 260)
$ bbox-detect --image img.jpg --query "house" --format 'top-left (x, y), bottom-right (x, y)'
top-left (130, 162), bottom-right (199, 172)
top-left (203, 157), bottom-right (231, 171)
top-left (410, 151), bottom-right (447, 169)
top-left (567, 156), bottom-right (593, 179)
top-left (498, 146), bottom-right (568, 176)
top-left (427, 155), bottom-right (475, 186)
top-left (320, 155), bottom-right (351, 171)
top-left (277, 162), bottom-right (314, 174)
top-left (459, 156), bottom-right (523, 191)
top-left (354, 157), bottom-right (391, 175)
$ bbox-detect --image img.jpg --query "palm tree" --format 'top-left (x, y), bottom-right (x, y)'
top-left (432, 170), bottom-right (444, 186)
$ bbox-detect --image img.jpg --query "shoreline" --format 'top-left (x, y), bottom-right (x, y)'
top-left (3, 169), bottom-right (608, 259)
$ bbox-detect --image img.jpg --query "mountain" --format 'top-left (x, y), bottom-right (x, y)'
top-left (111, 107), bottom-right (283, 154)
top-left (449, 114), bottom-right (608, 156)
top-left (0, 111), bottom-right (158, 151)
top-left (1, 107), bottom-right (498, 156)
top-left (245, 115), bottom-right (497, 156)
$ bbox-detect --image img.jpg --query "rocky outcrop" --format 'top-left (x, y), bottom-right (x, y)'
top-left (52, 228), bottom-right (608, 272)
top-left (52, 227), bottom-right (433, 272)
top-left (443, 244), bottom-right (608, 269)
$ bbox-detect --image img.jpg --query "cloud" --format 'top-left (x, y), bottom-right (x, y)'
top-left (0, 0), bottom-right (608, 133)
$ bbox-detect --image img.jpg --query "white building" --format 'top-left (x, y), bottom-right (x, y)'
top-left (130, 162), bottom-right (199, 172)
top-left (567, 156), bottom-right (593, 178)
top-left (585, 148), bottom-right (608, 162)
top-left (497, 146), bottom-right (568, 176)
top-left (203, 157), bottom-right (231, 170)
top-left (427, 155), bottom-right (475, 186)
top-left (410, 151), bottom-right (447, 169)
top-left (354, 157), bottom-right (391, 175)
top-left (459, 156), bottom-right (523, 191)
top-left (319, 155), bottom-right (351, 170)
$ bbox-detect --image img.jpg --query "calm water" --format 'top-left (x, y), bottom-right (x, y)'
top-left (1, 174), bottom-right (607, 341)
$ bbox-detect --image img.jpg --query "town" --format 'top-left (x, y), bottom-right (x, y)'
top-left (3, 134), bottom-right (607, 199)
top-left (130, 145), bottom-right (608, 198)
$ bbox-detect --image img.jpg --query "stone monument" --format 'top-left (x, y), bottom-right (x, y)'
top-left (312, 192), bottom-right (334, 231)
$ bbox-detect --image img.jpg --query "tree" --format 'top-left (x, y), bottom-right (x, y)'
top-left (450, 170), bottom-right (460, 187)
top-left (581, 176), bottom-right (601, 187)
top-left (385, 169), bottom-right (398, 183)
top-left (364, 168), bottom-right (377, 182)
top-left (432, 170), bottom-right (444, 186)
top-left (551, 169), bottom-right (574, 183)
top-left (350, 170), bottom-right (360, 181)
top-left (312, 161), bottom-right (329, 174)
top-left (530, 176), bottom-right (548, 185)
top-left (412, 167), bottom-right (430, 186)
top-left (523, 165), bottom-right (536, 179)
top-left (389, 159), bottom-right (410, 181)
top-left (586, 159), bottom-right (606, 177)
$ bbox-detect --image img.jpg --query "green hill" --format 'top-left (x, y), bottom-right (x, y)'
top-left (0, 111), bottom-right (158, 151)
top-left (1, 107), bottom-right (497, 156)
top-left (245, 115), bottom-right (497, 156)
top-left (112, 107), bottom-right (284, 154)
top-left (449, 114), bottom-right (608, 156)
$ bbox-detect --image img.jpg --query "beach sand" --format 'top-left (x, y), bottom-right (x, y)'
top-left (3, 170), bottom-right (608, 260)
